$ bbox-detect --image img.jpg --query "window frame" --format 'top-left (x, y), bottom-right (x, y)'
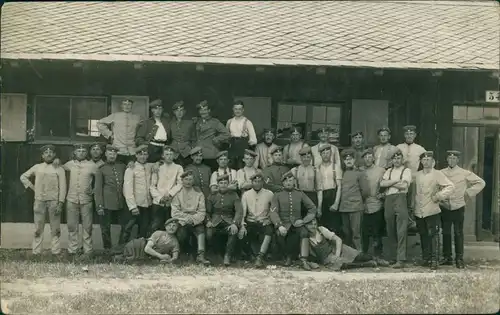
top-left (453, 103), bottom-right (500, 126)
top-left (33, 95), bottom-right (109, 143)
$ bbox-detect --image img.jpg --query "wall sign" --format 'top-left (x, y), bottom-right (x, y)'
top-left (485, 91), bottom-right (499, 103)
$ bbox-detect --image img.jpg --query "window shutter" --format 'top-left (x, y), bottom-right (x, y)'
top-left (1, 93), bottom-right (27, 142)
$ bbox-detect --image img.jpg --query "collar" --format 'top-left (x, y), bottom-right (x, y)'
top-left (264, 142), bottom-right (274, 147)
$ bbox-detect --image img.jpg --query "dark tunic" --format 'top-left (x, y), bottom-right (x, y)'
top-left (269, 189), bottom-right (316, 229)
top-left (135, 117), bottom-right (170, 147)
top-left (195, 117), bottom-right (231, 159)
top-left (207, 191), bottom-right (243, 227)
top-left (339, 169), bottom-right (364, 213)
top-left (185, 163), bottom-right (212, 198)
top-left (262, 163), bottom-right (290, 193)
top-left (94, 162), bottom-right (126, 211)
top-left (170, 119), bottom-right (196, 158)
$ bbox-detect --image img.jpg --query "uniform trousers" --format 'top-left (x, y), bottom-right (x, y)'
top-left (340, 211), bottom-right (363, 250)
top-left (206, 221), bottom-right (238, 255)
top-left (303, 191), bottom-right (318, 217)
top-left (242, 222), bottom-right (274, 256)
top-left (276, 226), bottom-right (309, 258)
top-left (99, 208), bottom-right (128, 249)
top-left (384, 193), bottom-right (408, 262)
top-left (122, 206), bottom-right (152, 243)
top-left (147, 144), bottom-right (163, 163)
top-left (362, 210), bottom-right (384, 256)
top-left (319, 188), bottom-right (342, 238)
top-left (440, 206), bottom-right (465, 260)
top-left (151, 204), bottom-right (172, 233)
top-left (229, 137), bottom-right (249, 170)
top-left (416, 213), bottom-right (441, 263)
top-left (177, 224), bottom-right (205, 254)
top-left (32, 200), bottom-right (61, 254)
top-left (66, 201), bottom-right (94, 254)
top-left (407, 182), bottom-right (418, 230)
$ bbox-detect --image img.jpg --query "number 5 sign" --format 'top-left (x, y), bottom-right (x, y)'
top-left (485, 90), bottom-right (499, 103)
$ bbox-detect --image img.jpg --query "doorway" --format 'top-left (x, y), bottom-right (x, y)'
top-left (452, 125), bottom-right (499, 241)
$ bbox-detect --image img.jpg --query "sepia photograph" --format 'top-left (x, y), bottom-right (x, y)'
top-left (0, 0), bottom-right (499, 314)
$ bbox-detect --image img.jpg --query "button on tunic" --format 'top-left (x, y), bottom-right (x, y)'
top-left (269, 189), bottom-right (317, 229)
top-left (123, 162), bottom-right (154, 209)
top-left (185, 163), bottom-right (211, 198)
top-left (94, 162), bottom-right (126, 210)
top-left (97, 112), bottom-right (141, 156)
top-left (439, 166), bottom-right (485, 210)
top-left (207, 191), bottom-right (243, 227)
top-left (64, 160), bottom-right (98, 204)
top-left (170, 119), bottom-right (195, 158)
top-left (195, 117), bottom-right (231, 159)
top-left (262, 164), bottom-right (290, 193)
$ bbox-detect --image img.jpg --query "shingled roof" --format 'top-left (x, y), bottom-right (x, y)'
top-left (1, 1), bottom-right (499, 70)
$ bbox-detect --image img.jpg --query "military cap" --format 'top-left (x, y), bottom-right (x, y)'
top-left (317, 127), bottom-right (330, 134)
top-left (250, 173), bottom-right (264, 181)
top-left (196, 100), bottom-right (209, 110)
top-left (341, 148), bottom-right (356, 159)
top-left (216, 174), bottom-right (230, 182)
top-left (122, 98), bottom-right (134, 105)
top-left (269, 146), bottom-right (283, 155)
top-left (263, 128), bottom-right (276, 136)
top-left (350, 131), bottom-right (364, 138)
top-left (361, 148), bottom-right (374, 158)
top-left (40, 144), bottom-right (56, 153)
top-left (105, 144), bottom-right (119, 152)
top-left (318, 143), bottom-right (332, 153)
top-left (420, 151), bottom-right (434, 159)
top-left (291, 126), bottom-right (303, 134)
top-left (216, 150), bottom-right (229, 159)
top-left (391, 149), bottom-right (403, 158)
top-left (281, 171), bottom-right (295, 182)
top-left (162, 145), bottom-right (177, 153)
top-left (403, 125), bottom-right (417, 132)
top-left (73, 144), bottom-right (88, 150)
top-left (135, 145), bottom-right (149, 154)
top-left (180, 170), bottom-right (194, 179)
top-left (89, 142), bottom-right (105, 150)
top-left (149, 99), bottom-right (163, 109)
top-left (377, 126), bottom-right (391, 134)
top-left (244, 149), bottom-right (257, 157)
top-left (189, 146), bottom-right (203, 156)
top-left (164, 218), bottom-right (179, 226)
top-left (298, 146), bottom-right (312, 156)
top-left (446, 150), bottom-right (461, 157)
top-left (172, 101), bottom-right (184, 111)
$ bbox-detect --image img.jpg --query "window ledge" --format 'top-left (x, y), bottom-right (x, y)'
top-left (31, 139), bottom-right (105, 145)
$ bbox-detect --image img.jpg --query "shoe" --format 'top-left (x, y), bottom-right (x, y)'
top-left (456, 259), bottom-right (465, 269)
top-left (308, 261), bottom-right (320, 269)
top-left (419, 260), bottom-right (431, 267)
top-left (389, 260), bottom-right (397, 265)
top-left (366, 260), bottom-right (378, 268)
top-left (375, 258), bottom-right (390, 267)
top-left (223, 254), bottom-right (231, 267)
top-left (430, 260), bottom-right (438, 270)
top-left (440, 257), bottom-right (454, 266)
top-left (300, 258), bottom-right (312, 271)
top-left (196, 252), bottom-right (211, 266)
top-left (284, 257), bottom-right (293, 267)
top-left (255, 255), bottom-right (265, 269)
top-left (392, 261), bottom-right (405, 269)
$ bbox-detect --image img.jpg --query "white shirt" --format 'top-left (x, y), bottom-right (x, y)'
top-left (241, 188), bottom-right (274, 224)
top-left (317, 162), bottom-right (342, 191)
top-left (382, 166), bottom-right (412, 195)
top-left (210, 168), bottom-right (238, 187)
top-left (236, 167), bottom-right (259, 190)
top-left (153, 119), bottom-right (168, 142)
top-left (414, 169), bottom-right (454, 218)
top-left (150, 163), bottom-right (184, 205)
top-left (226, 116), bottom-right (257, 145)
top-left (396, 142), bottom-right (426, 177)
top-left (123, 162), bottom-right (154, 209)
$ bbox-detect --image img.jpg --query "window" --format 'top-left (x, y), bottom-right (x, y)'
top-left (35, 95), bottom-right (108, 141)
top-left (453, 105), bottom-right (500, 123)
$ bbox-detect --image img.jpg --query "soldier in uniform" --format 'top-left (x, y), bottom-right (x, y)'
top-left (123, 147), bottom-right (155, 241)
top-left (380, 149), bottom-right (412, 268)
top-left (337, 148), bottom-right (364, 250)
top-left (311, 127), bottom-right (341, 171)
top-left (194, 100), bottom-right (231, 172)
top-left (262, 146), bottom-right (290, 193)
top-left (185, 146), bottom-right (212, 199)
top-left (171, 171), bottom-right (210, 265)
top-left (169, 101), bottom-right (195, 167)
top-left (236, 149), bottom-right (260, 194)
top-left (135, 99), bottom-right (170, 163)
top-left (226, 100), bottom-right (258, 170)
top-left (149, 146), bottom-right (184, 233)
top-left (414, 151), bottom-right (454, 270)
top-left (373, 127), bottom-right (397, 169)
top-left (283, 126), bottom-right (309, 169)
top-left (270, 172), bottom-right (317, 270)
top-left (349, 131), bottom-right (367, 170)
top-left (239, 173), bottom-right (274, 268)
top-left (440, 150), bottom-right (485, 268)
top-left (209, 151), bottom-right (238, 193)
top-left (290, 146), bottom-right (321, 216)
top-left (254, 128), bottom-right (279, 170)
top-left (94, 144), bottom-right (127, 253)
top-left (20, 144), bottom-right (66, 256)
top-left (97, 98), bottom-right (141, 164)
top-left (206, 174), bottom-right (243, 266)
top-left (89, 142), bottom-right (106, 167)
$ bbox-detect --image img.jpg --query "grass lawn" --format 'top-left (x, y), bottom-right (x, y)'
top-left (1, 249), bottom-right (499, 314)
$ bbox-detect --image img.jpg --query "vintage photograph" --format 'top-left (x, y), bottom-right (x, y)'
top-left (0, 0), bottom-right (499, 314)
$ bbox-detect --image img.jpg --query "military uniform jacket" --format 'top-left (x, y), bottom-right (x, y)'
top-left (195, 117), bottom-right (231, 159)
top-left (207, 191), bottom-right (243, 227)
top-left (169, 119), bottom-right (196, 158)
top-left (135, 117), bottom-right (170, 147)
top-left (262, 163), bottom-right (290, 193)
top-left (270, 189), bottom-right (317, 229)
top-left (94, 162), bottom-right (126, 211)
top-left (185, 163), bottom-right (211, 198)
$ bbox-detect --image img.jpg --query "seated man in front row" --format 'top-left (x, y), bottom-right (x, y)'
top-left (115, 218), bottom-right (180, 263)
top-left (270, 171), bottom-right (316, 270)
top-left (206, 174), bottom-right (243, 266)
top-left (171, 170), bottom-right (211, 265)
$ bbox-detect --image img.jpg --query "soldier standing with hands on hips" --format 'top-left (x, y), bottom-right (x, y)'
top-left (135, 99), bottom-right (170, 163)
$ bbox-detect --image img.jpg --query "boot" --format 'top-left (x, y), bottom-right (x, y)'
top-left (440, 257), bottom-right (454, 266)
top-left (456, 259), bottom-right (465, 269)
top-left (196, 251), bottom-right (211, 266)
top-left (392, 261), bottom-right (405, 269)
top-left (223, 254), bottom-right (231, 267)
top-left (284, 256), bottom-right (293, 267)
top-left (308, 261), bottom-right (320, 269)
top-left (430, 259), bottom-right (438, 270)
top-left (255, 253), bottom-right (265, 269)
top-left (300, 257), bottom-right (312, 271)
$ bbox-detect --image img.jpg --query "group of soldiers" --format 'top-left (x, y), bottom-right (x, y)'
top-left (20, 98), bottom-right (486, 271)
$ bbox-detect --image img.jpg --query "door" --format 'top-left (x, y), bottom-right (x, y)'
top-left (452, 125), bottom-right (499, 241)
